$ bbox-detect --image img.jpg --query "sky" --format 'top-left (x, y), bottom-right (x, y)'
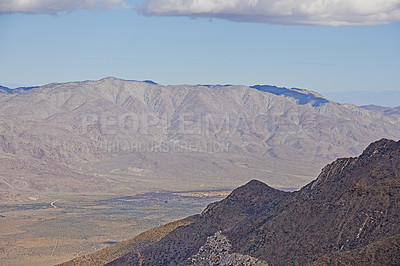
top-left (0, 0), bottom-right (399, 105)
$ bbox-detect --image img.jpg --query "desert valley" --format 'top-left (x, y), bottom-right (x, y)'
top-left (0, 78), bottom-right (399, 264)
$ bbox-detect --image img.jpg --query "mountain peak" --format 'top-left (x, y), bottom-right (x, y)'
top-left (99, 76), bottom-right (123, 81)
top-left (226, 179), bottom-right (285, 201)
top-left (360, 138), bottom-right (399, 158)
top-left (201, 179), bottom-right (286, 217)
top-left (239, 179), bottom-right (269, 190)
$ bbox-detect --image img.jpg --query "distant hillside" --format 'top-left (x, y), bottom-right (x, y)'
top-left (1, 78), bottom-right (399, 203)
top-left (361, 105), bottom-right (400, 117)
top-left (102, 138), bottom-right (400, 265)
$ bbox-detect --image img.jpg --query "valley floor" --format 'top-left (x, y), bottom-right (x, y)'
top-left (0, 190), bottom-right (228, 265)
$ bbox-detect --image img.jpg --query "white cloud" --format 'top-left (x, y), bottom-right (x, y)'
top-left (2, 0), bottom-right (399, 26)
top-left (137, 0), bottom-right (400, 26)
top-left (0, 0), bottom-right (127, 14)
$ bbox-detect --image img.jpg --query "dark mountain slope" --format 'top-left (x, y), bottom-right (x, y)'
top-left (312, 234), bottom-right (400, 266)
top-left (237, 138), bottom-right (400, 265)
top-left (59, 215), bottom-right (198, 266)
top-left (110, 180), bottom-right (290, 265)
top-left (106, 139), bottom-right (400, 265)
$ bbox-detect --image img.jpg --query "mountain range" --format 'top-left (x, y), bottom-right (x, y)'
top-left (62, 138), bottom-right (400, 265)
top-left (0, 78), bottom-right (399, 203)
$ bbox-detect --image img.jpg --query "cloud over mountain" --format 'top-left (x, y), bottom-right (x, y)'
top-left (0, 0), bottom-right (126, 14)
top-left (137, 0), bottom-right (400, 26)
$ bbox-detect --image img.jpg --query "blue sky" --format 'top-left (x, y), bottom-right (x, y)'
top-left (0, 0), bottom-right (399, 104)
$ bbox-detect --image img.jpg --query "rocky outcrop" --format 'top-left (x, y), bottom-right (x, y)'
top-left (185, 231), bottom-right (267, 266)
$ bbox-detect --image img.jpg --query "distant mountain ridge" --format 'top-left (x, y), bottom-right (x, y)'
top-left (95, 138), bottom-right (400, 265)
top-left (361, 105), bottom-right (400, 116)
top-left (1, 80), bottom-right (396, 109)
top-left (0, 77), bottom-right (399, 203)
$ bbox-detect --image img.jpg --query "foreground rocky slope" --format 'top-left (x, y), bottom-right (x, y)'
top-left (100, 138), bottom-right (400, 265)
top-left (60, 215), bottom-right (198, 266)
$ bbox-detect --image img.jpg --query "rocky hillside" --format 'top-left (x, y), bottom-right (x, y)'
top-left (1, 78), bottom-right (399, 202)
top-left (103, 138), bottom-right (400, 265)
top-left (60, 215), bottom-right (198, 266)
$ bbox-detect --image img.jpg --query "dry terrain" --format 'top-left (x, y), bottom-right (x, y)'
top-left (0, 191), bottom-right (228, 265)
top-left (0, 78), bottom-right (399, 264)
